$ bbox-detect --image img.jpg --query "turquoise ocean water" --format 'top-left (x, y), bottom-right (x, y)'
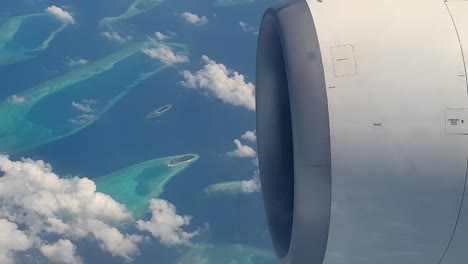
top-left (0, 0), bottom-right (275, 263)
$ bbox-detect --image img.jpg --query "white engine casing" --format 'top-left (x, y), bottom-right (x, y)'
top-left (256, 1), bottom-right (468, 263)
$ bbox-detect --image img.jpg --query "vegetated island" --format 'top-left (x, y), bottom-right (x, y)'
top-left (146, 104), bottom-right (172, 119)
top-left (168, 153), bottom-right (198, 167)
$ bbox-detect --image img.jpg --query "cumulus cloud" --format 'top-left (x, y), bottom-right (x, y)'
top-left (180, 12), bottom-right (208, 25)
top-left (227, 139), bottom-right (257, 158)
top-left (155, 32), bottom-right (169, 40)
top-left (239, 21), bottom-right (258, 34)
top-left (66, 57), bottom-right (89, 67)
top-left (137, 199), bottom-right (198, 247)
top-left (239, 21), bottom-right (248, 31)
top-left (72, 101), bottom-right (94, 113)
top-left (180, 55), bottom-right (255, 110)
top-left (40, 239), bottom-right (82, 264)
top-left (0, 155), bottom-right (199, 262)
top-left (69, 114), bottom-right (97, 125)
top-left (228, 130), bottom-right (257, 158)
top-left (154, 31), bottom-right (175, 41)
top-left (70, 99), bottom-right (97, 123)
top-left (142, 45), bottom-right (189, 65)
top-left (88, 221), bottom-right (143, 261)
top-left (68, 99), bottom-right (97, 125)
top-left (8, 95), bottom-right (25, 104)
top-left (241, 179), bottom-right (260, 193)
top-left (223, 131), bottom-right (261, 194)
top-left (0, 155), bottom-right (140, 262)
top-left (241, 170), bottom-right (261, 193)
top-left (241, 130), bottom-right (256, 142)
top-left (0, 219), bottom-right (32, 264)
top-left (45, 5), bottom-right (75, 24)
top-left (227, 130), bottom-right (258, 159)
top-left (102, 31), bottom-right (132, 44)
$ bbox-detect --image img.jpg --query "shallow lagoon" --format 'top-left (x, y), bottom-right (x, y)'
top-left (0, 13), bottom-right (66, 65)
top-left (99, 0), bottom-right (165, 28)
top-left (94, 154), bottom-right (199, 219)
top-left (0, 0), bottom-right (276, 262)
top-left (0, 42), bottom-right (187, 154)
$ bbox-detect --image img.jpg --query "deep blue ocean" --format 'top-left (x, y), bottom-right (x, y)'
top-left (0, 0), bottom-right (275, 263)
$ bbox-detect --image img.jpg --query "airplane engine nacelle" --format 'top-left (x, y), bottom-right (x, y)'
top-left (255, 0), bottom-right (468, 263)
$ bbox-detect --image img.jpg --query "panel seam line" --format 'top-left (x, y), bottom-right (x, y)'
top-left (443, 1), bottom-right (468, 95)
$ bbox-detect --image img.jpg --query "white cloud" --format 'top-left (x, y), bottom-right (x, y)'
top-left (241, 130), bottom-right (256, 142)
top-left (102, 31), bottom-right (132, 44)
top-left (201, 130), bottom-right (261, 196)
top-left (241, 170), bottom-right (261, 193)
top-left (40, 239), bottom-right (82, 264)
top-left (241, 179), bottom-right (260, 193)
top-left (69, 114), bottom-right (97, 125)
top-left (66, 57), bottom-right (89, 67)
top-left (87, 220), bottom-right (143, 261)
top-left (70, 99), bottom-right (98, 124)
top-left (180, 12), bottom-right (208, 25)
top-left (180, 55), bottom-right (255, 110)
top-left (45, 5), bottom-right (75, 24)
top-left (68, 99), bottom-right (97, 125)
top-left (0, 155), bottom-right (141, 262)
top-left (239, 21), bottom-right (248, 31)
top-left (0, 219), bottom-right (32, 264)
top-left (0, 155), bottom-right (201, 262)
top-left (142, 45), bottom-right (189, 65)
top-left (137, 199), bottom-right (198, 247)
top-left (155, 32), bottom-right (168, 40)
top-left (239, 21), bottom-right (259, 35)
top-left (154, 31), bottom-right (175, 41)
top-left (227, 139), bottom-right (257, 158)
top-left (72, 101), bottom-right (94, 113)
top-left (8, 95), bottom-right (26, 104)
top-left (224, 132), bottom-right (261, 194)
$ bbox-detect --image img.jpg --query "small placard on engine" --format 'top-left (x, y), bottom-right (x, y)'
top-left (446, 108), bottom-right (468, 134)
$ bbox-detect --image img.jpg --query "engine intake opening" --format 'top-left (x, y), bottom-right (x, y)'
top-left (256, 9), bottom-right (295, 259)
